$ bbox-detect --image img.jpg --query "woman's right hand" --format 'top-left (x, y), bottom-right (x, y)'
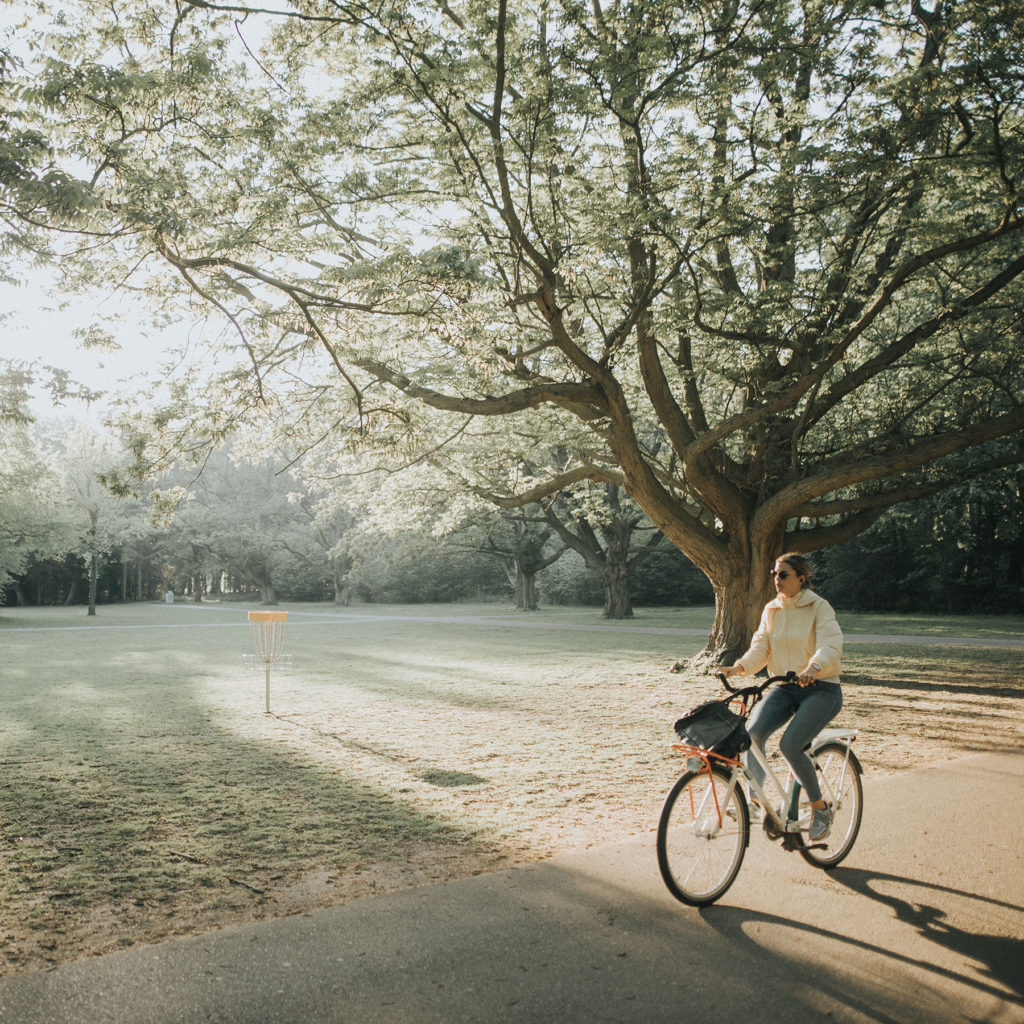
top-left (718, 665), bottom-right (742, 678)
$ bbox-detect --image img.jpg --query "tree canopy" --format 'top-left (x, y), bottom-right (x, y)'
top-left (10, 0), bottom-right (1024, 656)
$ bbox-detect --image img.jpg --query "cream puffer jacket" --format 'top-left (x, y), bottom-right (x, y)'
top-left (736, 588), bottom-right (843, 683)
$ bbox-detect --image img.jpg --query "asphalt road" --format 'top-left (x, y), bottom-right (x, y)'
top-left (1, 751), bottom-right (1022, 1024)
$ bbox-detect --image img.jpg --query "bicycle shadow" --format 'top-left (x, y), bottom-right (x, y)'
top-left (700, 865), bottom-right (1024, 1009)
top-left (829, 866), bottom-right (1024, 1001)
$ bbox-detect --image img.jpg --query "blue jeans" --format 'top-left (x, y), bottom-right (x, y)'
top-left (744, 682), bottom-right (843, 803)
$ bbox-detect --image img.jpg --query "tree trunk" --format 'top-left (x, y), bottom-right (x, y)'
top-left (515, 569), bottom-right (538, 611)
top-left (259, 583), bottom-right (277, 605)
top-left (329, 554), bottom-right (351, 606)
top-left (676, 539), bottom-right (780, 672)
top-left (703, 578), bottom-right (767, 667)
top-left (600, 518), bottom-right (634, 619)
top-left (601, 562), bottom-right (633, 619)
top-left (500, 557), bottom-right (539, 610)
top-left (88, 549), bottom-right (98, 616)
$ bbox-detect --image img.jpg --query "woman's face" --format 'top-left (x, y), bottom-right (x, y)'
top-left (772, 559), bottom-right (805, 599)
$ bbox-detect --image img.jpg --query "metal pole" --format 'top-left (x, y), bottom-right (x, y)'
top-left (265, 662), bottom-right (271, 714)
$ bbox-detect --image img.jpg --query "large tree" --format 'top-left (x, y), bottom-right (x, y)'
top-left (13, 0), bottom-right (1024, 659)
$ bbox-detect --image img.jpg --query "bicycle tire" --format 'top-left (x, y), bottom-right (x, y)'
top-left (799, 742), bottom-right (863, 869)
top-left (657, 764), bottom-right (748, 906)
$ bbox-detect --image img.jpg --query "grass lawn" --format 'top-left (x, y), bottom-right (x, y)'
top-left (1, 600), bottom-right (1021, 973)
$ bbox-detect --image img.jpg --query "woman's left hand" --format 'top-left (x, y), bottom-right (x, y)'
top-left (796, 667), bottom-right (819, 687)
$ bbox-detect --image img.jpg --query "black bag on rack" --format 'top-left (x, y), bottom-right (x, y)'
top-left (674, 699), bottom-right (750, 758)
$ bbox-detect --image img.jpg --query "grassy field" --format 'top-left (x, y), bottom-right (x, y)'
top-left (1, 600), bottom-right (1022, 974)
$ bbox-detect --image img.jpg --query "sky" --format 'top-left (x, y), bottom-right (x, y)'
top-left (0, 5), bottom-right (181, 422)
top-left (0, 269), bottom-right (180, 422)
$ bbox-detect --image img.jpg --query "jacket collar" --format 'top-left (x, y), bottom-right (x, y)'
top-left (770, 588), bottom-right (815, 609)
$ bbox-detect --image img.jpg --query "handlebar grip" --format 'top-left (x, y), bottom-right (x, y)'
top-left (714, 670), bottom-right (738, 693)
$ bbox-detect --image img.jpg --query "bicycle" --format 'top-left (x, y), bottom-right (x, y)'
top-left (657, 671), bottom-right (863, 907)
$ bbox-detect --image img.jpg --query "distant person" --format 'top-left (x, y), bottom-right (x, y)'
top-left (719, 552), bottom-right (843, 841)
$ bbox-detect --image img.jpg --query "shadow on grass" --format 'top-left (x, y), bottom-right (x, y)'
top-left (0, 637), bottom-right (499, 973)
top-left (842, 672), bottom-right (1024, 699)
top-left (301, 650), bottom-right (513, 710)
top-left (419, 769), bottom-right (489, 787)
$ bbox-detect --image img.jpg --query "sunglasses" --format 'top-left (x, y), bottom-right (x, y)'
top-left (770, 569), bottom-right (794, 579)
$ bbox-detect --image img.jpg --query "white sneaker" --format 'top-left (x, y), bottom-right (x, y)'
top-left (748, 800), bottom-right (765, 824)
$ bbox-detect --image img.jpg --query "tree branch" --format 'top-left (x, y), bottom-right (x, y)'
top-left (460, 464), bottom-right (623, 510)
top-left (755, 404), bottom-right (1024, 536)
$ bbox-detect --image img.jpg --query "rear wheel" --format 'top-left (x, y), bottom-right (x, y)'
top-left (799, 743), bottom-right (863, 868)
top-left (657, 765), bottom-right (748, 906)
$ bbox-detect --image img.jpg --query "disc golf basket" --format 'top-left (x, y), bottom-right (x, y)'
top-left (243, 610), bottom-right (292, 713)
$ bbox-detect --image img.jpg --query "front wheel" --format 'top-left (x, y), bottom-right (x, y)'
top-left (799, 743), bottom-right (863, 869)
top-left (657, 765), bottom-right (748, 906)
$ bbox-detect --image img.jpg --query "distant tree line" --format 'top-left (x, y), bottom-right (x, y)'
top-left (2, 376), bottom-right (1021, 617)
top-left (4, 422), bottom-right (1021, 616)
top-left (1, 419), bottom-right (718, 614)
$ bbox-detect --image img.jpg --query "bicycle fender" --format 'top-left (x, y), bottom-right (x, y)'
top-left (810, 739), bottom-right (863, 775)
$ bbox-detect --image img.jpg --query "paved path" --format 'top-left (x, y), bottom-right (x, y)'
top-left (1, 752), bottom-right (1022, 1024)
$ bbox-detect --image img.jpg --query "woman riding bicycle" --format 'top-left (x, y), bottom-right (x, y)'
top-left (719, 552), bottom-right (844, 842)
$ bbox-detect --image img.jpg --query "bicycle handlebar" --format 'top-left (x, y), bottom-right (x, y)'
top-left (713, 670), bottom-right (797, 698)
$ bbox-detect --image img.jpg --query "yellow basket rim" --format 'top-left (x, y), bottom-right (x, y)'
top-left (248, 610), bottom-right (289, 622)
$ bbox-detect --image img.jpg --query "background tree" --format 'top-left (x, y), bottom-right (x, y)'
top-left (398, 431), bottom-right (664, 617)
top-left (293, 487), bottom-right (357, 606)
top-left (537, 483), bottom-right (667, 619)
top-left (293, 447), bottom-right (471, 606)
top-left (11, 0), bottom-right (1024, 660)
top-left (460, 514), bottom-right (565, 611)
top-left (817, 469), bottom-right (1024, 613)
top-left (49, 424), bottom-right (126, 614)
top-left (0, 378), bottom-right (70, 595)
top-left (114, 500), bottom-right (166, 602)
top-left (157, 447), bottom-right (321, 605)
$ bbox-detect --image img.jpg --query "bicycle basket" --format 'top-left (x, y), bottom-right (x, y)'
top-left (674, 699), bottom-right (750, 759)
